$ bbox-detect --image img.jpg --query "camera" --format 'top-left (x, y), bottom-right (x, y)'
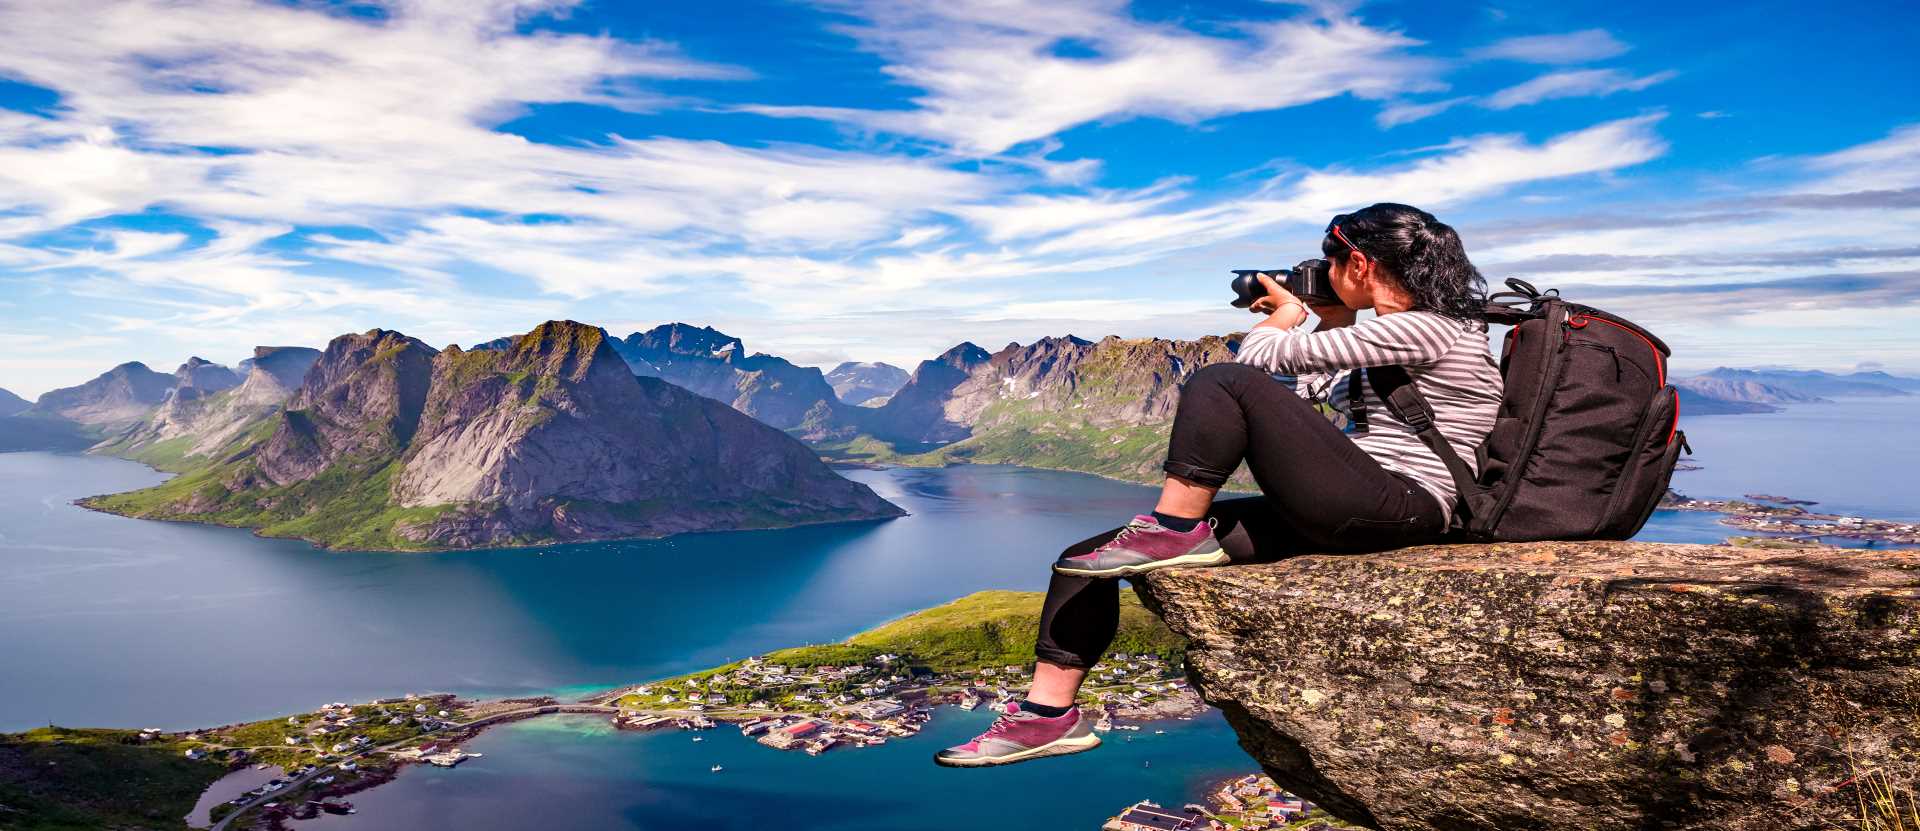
top-left (1229, 259), bottom-right (1341, 308)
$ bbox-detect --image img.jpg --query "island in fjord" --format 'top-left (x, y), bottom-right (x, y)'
top-left (79, 320), bottom-right (902, 551)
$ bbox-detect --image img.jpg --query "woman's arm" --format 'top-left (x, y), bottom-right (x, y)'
top-left (1236, 312), bottom-right (1463, 375)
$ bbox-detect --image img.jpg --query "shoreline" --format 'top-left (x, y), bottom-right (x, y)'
top-left (199, 679), bottom-right (1210, 829)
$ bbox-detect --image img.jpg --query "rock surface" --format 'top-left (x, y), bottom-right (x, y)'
top-left (1138, 541), bottom-right (1920, 831)
top-left (253, 329), bottom-right (436, 486)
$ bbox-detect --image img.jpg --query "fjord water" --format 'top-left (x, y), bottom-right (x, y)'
top-left (0, 454), bottom-right (1169, 731)
top-left (321, 711), bottom-right (1246, 830)
top-left (0, 398), bottom-right (1913, 828)
top-left (1, 398), bottom-right (1913, 733)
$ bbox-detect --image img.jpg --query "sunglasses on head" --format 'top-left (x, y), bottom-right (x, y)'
top-left (1326, 216), bottom-right (1362, 258)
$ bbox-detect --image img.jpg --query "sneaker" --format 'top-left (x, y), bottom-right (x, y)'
top-left (1051, 515), bottom-right (1227, 578)
top-left (933, 702), bottom-right (1100, 768)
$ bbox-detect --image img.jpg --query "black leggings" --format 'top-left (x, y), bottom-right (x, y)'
top-left (1034, 362), bottom-right (1447, 669)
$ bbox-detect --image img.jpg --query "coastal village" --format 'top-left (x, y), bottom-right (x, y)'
top-left (1104, 773), bottom-right (1362, 830)
top-left (1660, 491), bottom-right (1920, 545)
top-left (599, 649), bottom-right (1203, 759)
top-left (178, 640), bottom-right (1201, 828)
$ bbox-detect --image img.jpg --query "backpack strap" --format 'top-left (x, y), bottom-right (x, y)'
top-left (1345, 370), bottom-right (1367, 433)
top-left (1362, 365), bottom-right (1479, 525)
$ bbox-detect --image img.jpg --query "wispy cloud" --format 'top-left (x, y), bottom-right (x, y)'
top-left (1483, 68), bottom-right (1676, 110)
top-left (1376, 96), bottom-right (1471, 128)
top-left (1469, 29), bottom-right (1630, 64)
top-left (739, 0), bottom-right (1437, 155)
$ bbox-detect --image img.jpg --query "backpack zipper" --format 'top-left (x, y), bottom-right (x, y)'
top-left (1568, 313), bottom-right (1665, 386)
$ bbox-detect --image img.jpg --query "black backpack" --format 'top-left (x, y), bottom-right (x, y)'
top-left (1369, 279), bottom-right (1690, 542)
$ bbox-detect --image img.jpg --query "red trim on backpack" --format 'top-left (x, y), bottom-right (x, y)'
top-left (1570, 314), bottom-right (1665, 386)
top-left (1667, 388), bottom-right (1679, 445)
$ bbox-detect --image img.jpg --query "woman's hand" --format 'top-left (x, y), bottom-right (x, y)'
top-left (1250, 273), bottom-right (1310, 331)
top-left (1305, 299), bottom-right (1357, 330)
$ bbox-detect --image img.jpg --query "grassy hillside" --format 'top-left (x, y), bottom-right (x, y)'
top-left (629, 589), bottom-right (1183, 698)
top-left (840, 589), bottom-right (1181, 671)
top-left (81, 449), bottom-right (465, 552)
top-left (0, 728), bottom-right (226, 831)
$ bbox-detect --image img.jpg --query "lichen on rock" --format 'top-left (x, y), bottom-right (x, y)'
top-left (1137, 541), bottom-right (1920, 831)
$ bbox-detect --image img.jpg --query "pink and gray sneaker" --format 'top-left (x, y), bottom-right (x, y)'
top-left (933, 702), bottom-right (1101, 768)
top-left (1052, 515), bottom-right (1227, 578)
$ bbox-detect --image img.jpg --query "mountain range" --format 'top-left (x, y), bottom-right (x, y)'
top-left (79, 322), bottom-right (900, 550)
top-left (10, 318), bottom-right (1915, 543)
top-left (1669, 366), bottom-right (1915, 414)
top-left (831, 334), bottom-right (1257, 488)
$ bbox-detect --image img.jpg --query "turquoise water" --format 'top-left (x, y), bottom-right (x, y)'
top-left (301, 711), bottom-right (1246, 830)
top-left (0, 397), bottom-right (1912, 828)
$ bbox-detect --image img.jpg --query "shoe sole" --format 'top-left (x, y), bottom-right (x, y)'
top-left (933, 733), bottom-right (1102, 768)
top-left (1051, 547), bottom-right (1230, 579)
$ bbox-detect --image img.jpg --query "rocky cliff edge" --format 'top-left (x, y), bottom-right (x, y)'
top-left (1137, 541), bottom-right (1920, 831)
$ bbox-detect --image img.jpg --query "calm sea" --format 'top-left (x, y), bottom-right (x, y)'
top-left (0, 397), bottom-right (1911, 828)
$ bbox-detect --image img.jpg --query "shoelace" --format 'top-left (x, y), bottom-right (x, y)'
top-left (1094, 521), bottom-right (1154, 552)
top-left (981, 710), bottom-right (1025, 739)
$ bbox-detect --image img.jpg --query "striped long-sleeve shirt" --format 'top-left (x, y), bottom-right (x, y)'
top-left (1236, 311), bottom-right (1503, 520)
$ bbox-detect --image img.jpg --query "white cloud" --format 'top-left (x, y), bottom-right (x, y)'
top-left (740, 0), bottom-right (1437, 154)
top-left (1470, 29), bottom-right (1629, 64)
top-left (1023, 115), bottom-right (1670, 262)
top-left (1803, 124), bottom-right (1920, 192)
top-left (1483, 68), bottom-right (1676, 110)
top-left (1376, 96), bottom-right (1471, 128)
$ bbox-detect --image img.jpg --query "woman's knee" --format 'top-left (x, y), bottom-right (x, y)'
top-left (1185, 361), bottom-right (1265, 394)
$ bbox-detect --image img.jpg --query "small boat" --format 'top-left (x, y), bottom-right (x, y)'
top-left (1154, 730), bottom-right (1166, 735)
top-left (711, 765), bottom-right (724, 772)
top-left (692, 736), bottom-right (704, 742)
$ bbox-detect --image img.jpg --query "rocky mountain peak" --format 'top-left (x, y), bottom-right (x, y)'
top-left (625, 323), bottom-right (746, 365)
top-left (171, 357), bottom-right (240, 394)
top-left (609, 323), bottom-right (853, 439)
top-left (826, 361), bottom-right (909, 406)
top-left (498, 320), bottom-right (619, 384)
top-left (932, 342), bottom-right (991, 368)
top-left (245, 346), bottom-right (324, 392)
top-left (256, 329), bottom-right (436, 487)
top-left (0, 387), bottom-right (28, 417)
top-left (27, 360), bottom-right (175, 427)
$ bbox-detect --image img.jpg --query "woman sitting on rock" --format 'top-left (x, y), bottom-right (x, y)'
top-left (935, 202), bottom-right (1505, 768)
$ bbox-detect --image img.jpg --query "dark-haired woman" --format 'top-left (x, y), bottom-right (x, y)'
top-left (935, 202), bottom-right (1504, 768)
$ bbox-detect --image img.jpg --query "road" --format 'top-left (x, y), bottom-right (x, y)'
top-left (207, 704), bottom-right (618, 831)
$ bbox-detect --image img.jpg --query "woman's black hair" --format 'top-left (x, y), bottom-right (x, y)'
top-left (1321, 202), bottom-right (1485, 321)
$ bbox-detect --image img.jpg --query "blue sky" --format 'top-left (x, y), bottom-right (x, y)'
top-left (2, 0), bottom-right (1918, 397)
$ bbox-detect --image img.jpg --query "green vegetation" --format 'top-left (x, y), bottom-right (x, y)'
top-left (84, 449), bottom-right (464, 552)
top-left (615, 590), bottom-right (1184, 712)
top-left (845, 589), bottom-right (1181, 671)
top-left (0, 727), bottom-right (225, 831)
